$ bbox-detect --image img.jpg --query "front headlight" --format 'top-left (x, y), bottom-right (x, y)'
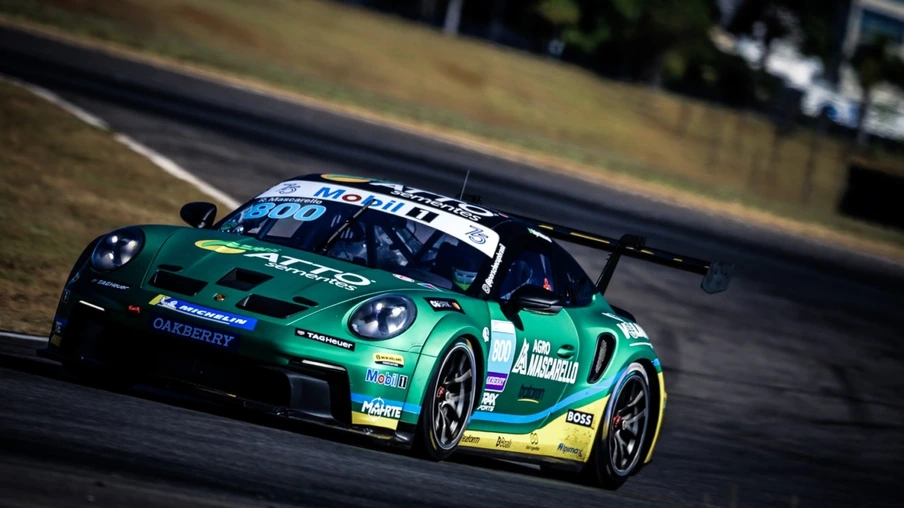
top-left (90, 227), bottom-right (144, 270)
top-left (349, 294), bottom-right (416, 340)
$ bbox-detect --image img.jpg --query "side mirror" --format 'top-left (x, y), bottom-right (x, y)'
top-left (180, 202), bottom-right (217, 229)
top-left (507, 284), bottom-right (563, 315)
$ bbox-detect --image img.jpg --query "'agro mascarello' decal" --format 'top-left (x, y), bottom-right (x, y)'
top-left (512, 338), bottom-right (579, 384)
top-left (256, 181), bottom-right (500, 257)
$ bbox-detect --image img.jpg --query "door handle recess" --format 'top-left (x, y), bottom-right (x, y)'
top-left (557, 345), bottom-right (576, 358)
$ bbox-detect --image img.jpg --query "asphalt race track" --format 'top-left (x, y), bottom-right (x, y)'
top-left (2, 26), bottom-right (903, 508)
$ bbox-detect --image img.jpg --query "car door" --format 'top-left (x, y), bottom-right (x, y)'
top-left (471, 236), bottom-right (581, 441)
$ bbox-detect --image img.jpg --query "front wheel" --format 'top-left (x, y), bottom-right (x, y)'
top-left (413, 338), bottom-right (478, 461)
top-left (583, 362), bottom-right (651, 490)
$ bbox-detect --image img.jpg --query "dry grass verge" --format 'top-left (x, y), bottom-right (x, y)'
top-left (0, 81), bottom-right (228, 334)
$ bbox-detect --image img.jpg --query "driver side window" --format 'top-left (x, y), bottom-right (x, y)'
top-left (499, 250), bottom-right (557, 301)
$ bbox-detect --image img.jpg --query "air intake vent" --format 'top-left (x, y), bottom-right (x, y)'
top-left (158, 264), bottom-right (183, 272)
top-left (148, 270), bottom-right (207, 296)
top-left (217, 268), bottom-right (273, 291)
top-left (236, 294), bottom-right (308, 319)
top-left (588, 334), bottom-right (614, 384)
top-left (292, 296), bottom-right (318, 307)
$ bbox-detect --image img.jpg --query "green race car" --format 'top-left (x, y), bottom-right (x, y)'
top-left (43, 173), bottom-right (731, 489)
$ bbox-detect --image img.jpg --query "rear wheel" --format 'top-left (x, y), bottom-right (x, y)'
top-left (413, 338), bottom-right (477, 461)
top-left (583, 362), bottom-right (651, 489)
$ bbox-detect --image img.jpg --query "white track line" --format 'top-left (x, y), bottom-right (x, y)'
top-left (3, 75), bottom-right (109, 130)
top-left (2, 74), bottom-right (239, 209)
top-left (0, 331), bottom-right (46, 343)
top-left (114, 134), bottom-right (240, 209)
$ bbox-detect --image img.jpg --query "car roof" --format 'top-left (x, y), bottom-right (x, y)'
top-left (286, 173), bottom-right (523, 232)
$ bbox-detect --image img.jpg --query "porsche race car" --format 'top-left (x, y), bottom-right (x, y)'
top-left (43, 173), bottom-right (732, 489)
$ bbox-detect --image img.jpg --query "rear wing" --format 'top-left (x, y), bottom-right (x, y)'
top-left (512, 214), bottom-right (734, 295)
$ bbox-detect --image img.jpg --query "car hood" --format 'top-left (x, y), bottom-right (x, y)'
top-left (148, 229), bottom-right (444, 310)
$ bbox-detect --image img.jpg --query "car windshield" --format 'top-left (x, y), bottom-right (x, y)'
top-left (217, 197), bottom-right (489, 293)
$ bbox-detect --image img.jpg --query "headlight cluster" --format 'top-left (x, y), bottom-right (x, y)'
top-left (349, 294), bottom-right (416, 340)
top-left (90, 227), bottom-right (144, 270)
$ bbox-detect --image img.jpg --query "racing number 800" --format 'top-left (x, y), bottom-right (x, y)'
top-left (490, 338), bottom-right (513, 362)
top-left (243, 202), bottom-right (326, 221)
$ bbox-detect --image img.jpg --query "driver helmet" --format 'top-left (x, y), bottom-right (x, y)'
top-left (451, 242), bottom-right (483, 290)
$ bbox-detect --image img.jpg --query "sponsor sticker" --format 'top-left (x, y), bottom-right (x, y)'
top-left (361, 397), bottom-right (402, 420)
top-left (53, 317), bottom-right (67, 335)
top-left (528, 228), bottom-right (552, 242)
top-left (150, 314), bottom-right (239, 351)
top-left (296, 329), bottom-right (355, 351)
top-left (373, 352), bottom-right (404, 368)
top-left (365, 368), bottom-right (409, 389)
top-left (617, 322), bottom-right (648, 339)
top-left (243, 253), bottom-right (371, 292)
top-left (557, 443), bottom-right (584, 457)
top-left (485, 320), bottom-right (516, 392)
top-left (495, 436), bottom-right (512, 449)
top-left (565, 409), bottom-right (594, 428)
top-left (61, 289), bottom-right (70, 304)
top-left (511, 338), bottom-right (579, 385)
top-left (481, 244), bottom-right (506, 294)
top-left (194, 239), bottom-right (279, 254)
top-left (425, 298), bottom-right (463, 313)
top-left (392, 273), bottom-right (415, 283)
top-left (526, 432), bottom-right (540, 452)
top-left (477, 391), bottom-right (499, 412)
top-left (516, 384), bottom-right (545, 403)
top-left (90, 278), bottom-right (130, 291)
top-left (461, 434), bottom-right (480, 444)
top-left (149, 294), bottom-right (257, 330)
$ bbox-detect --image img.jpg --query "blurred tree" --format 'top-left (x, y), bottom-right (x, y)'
top-left (535, 0), bottom-right (721, 84)
top-left (849, 36), bottom-right (904, 146)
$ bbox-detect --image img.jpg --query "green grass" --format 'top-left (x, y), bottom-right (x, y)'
top-left (1, 0), bottom-right (903, 250)
top-left (0, 80), bottom-right (228, 334)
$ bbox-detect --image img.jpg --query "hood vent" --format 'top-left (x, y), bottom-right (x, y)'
top-left (236, 294), bottom-right (311, 319)
top-left (149, 270), bottom-right (207, 296)
top-left (217, 268), bottom-right (273, 291)
top-left (292, 296), bottom-right (318, 306)
top-left (158, 264), bottom-right (183, 272)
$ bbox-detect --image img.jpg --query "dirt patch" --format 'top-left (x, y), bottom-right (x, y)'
top-left (435, 60), bottom-right (486, 90)
top-left (172, 4), bottom-right (258, 48)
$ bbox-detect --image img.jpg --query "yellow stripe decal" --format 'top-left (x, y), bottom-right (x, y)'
top-left (459, 397), bottom-right (608, 463)
top-left (570, 232), bottom-right (610, 244)
top-left (351, 412), bottom-right (400, 431)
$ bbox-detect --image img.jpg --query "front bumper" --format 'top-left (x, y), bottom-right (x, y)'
top-left (44, 297), bottom-right (420, 446)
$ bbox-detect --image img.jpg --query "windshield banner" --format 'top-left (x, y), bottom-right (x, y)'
top-left (256, 181), bottom-right (500, 257)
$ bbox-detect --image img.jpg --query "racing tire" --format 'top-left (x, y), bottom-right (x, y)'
top-left (413, 337), bottom-right (478, 461)
top-left (582, 362), bottom-right (651, 490)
